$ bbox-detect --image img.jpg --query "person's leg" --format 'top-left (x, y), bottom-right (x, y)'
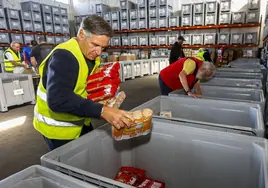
top-left (158, 75), bottom-right (173, 95)
top-left (43, 136), bottom-right (72, 151)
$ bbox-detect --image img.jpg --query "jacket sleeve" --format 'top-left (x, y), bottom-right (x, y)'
top-left (45, 49), bottom-right (103, 118)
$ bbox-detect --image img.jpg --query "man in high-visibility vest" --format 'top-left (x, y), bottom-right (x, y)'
top-left (3, 41), bottom-right (28, 73)
top-left (33, 15), bottom-right (134, 151)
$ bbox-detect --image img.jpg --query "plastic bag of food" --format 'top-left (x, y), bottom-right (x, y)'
top-left (112, 108), bottom-right (153, 141)
top-left (86, 78), bottom-right (121, 93)
top-left (87, 86), bottom-right (118, 102)
top-left (99, 91), bottom-right (126, 108)
top-left (159, 111), bottom-right (172, 118)
top-left (138, 178), bottom-right (165, 188)
top-left (114, 167), bottom-right (146, 186)
top-left (94, 62), bottom-right (120, 74)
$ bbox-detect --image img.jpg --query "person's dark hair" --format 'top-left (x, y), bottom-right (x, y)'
top-left (80, 15), bottom-right (113, 37)
top-left (31, 40), bottom-right (38, 46)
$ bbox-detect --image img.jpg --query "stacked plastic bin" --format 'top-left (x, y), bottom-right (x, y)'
top-left (181, 3), bottom-right (192, 26)
top-left (219, 0), bottom-right (231, 24)
top-left (60, 7), bottom-right (70, 42)
top-left (40, 4), bottom-right (54, 44)
top-left (120, 0), bottom-right (136, 30)
top-left (5, 8), bottom-right (23, 44)
top-left (247, 0), bottom-right (260, 23)
top-left (0, 7), bottom-right (9, 44)
top-left (138, 0), bottom-right (148, 29)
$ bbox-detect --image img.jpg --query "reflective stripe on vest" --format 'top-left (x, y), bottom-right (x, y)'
top-left (3, 48), bottom-right (22, 72)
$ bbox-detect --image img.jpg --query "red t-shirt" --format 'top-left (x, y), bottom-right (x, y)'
top-left (160, 57), bottom-right (203, 91)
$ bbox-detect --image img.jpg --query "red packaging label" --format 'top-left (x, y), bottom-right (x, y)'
top-left (86, 78), bottom-right (120, 93)
top-left (87, 86), bottom-right (118, 102)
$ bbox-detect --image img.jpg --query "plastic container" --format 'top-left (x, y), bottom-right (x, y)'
top-left (121, 61), bottom-right (133, 81)
top-left (133, 60), bottom-right (142, 77)
top-left (54, 24), bottom-right (62, 33)
top-left (205, 12), bottom-right (217, 25)
top-left (232, 12), bottom-right (246, 24)
top-left (5, 8), bottom-right (19, 19)
top-left (194, 3), bottom-right (205, 14)
top-left (130, 19), bottom-right (138, 29)
top-left (220, 0), bottom-right (231, 12)
top-left (52, 6), bottom-right (60, 15)
top-left (219, 12), bottom-right (231, 24)
top-left (150, 58), bottom-right (160, 74)
top-left (132, 96), bottom-right (264, 136)
top-left (120, 0), bottom-right (136, 10)
top-left (169, 16), bottom-right (179, 27)
top-left (141, 59), bottom-right (151, 75)
top-left (0, 33), bottom-right (10, 43)
top-left (247, 10), bottom-right (260, 23)
top-left (0, 17), bottom-right (7, 29)
top-left (181, 3), bottom-right (192, 15)
top-left (218, 33), bottom-right (230, 44)
top-left (193, 14), bottom-right (204, 26)
top-left (0, 165), bottom-right (98, 188)
top-left (41, 4), bottom-right (51, 14)
top-left (60, 8), bottom-right (67, 16)
top-left (244, 32), bottom-right (257, 44)
top-left (0, 7), bottom-right (5, 18)
top-left (21, 1), bottom-right (41, 12)
top-left (95, 3), bottom-right (110, 13)
top-left (159, 17), bottom-right (168, 28)
top-left (138, 8), bottom-right (147, 19)
top-left (130, 9), bottom-right (138, 19)
top-left (121, 9), bottom-right (129, 20)
top-left (192, 34), bottom-right (204, 45)
top-left (21, 11), bottom-right (32, 21)
top-left (169, 85), bottom-right (265, 114)
top-left (55, 36), bottom-right (63, 44)
top-left (182, 14), bottom-right (192, 26)
top-left (206, 1), bottom-right (219, 13)
top-left (32, 11), bottom-right (42, 22)
top-left (7, 19), bottom-right (21, 31)
top-left (214, 71), bottom-right (263, 80)
top-left (231, 33), bottom-right (244, 44)
top-left (62, 25), bottom-right (69, 34)
top-left (182, 34), bottom-right (191, 45)
top-left (138, 18), bottom-right (147, 29)
top-left (23, 34), bottom-right (34, 44)
top-left (41, 118), bottom-right (268, 188)
top-left (204, 33), bottom-right (216, 44)
top-left (0, 73), bottom-right (35, 112)
top-left (44, 23), bottom-right (53, 33)
top-left (149, 17), bottom-right (158, 28)
top-left (10, 34), bottom-right (23, 44)
top-left (46, 35), bottom-right (55, 44)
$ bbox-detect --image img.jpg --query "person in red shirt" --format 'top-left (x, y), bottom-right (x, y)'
top-left (159, 56), bottom-right (216, 97)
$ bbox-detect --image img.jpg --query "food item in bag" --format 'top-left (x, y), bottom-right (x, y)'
top-left (87, 86), bottom-right (118, 102)
top-left (138, 178), bottom-right (165, 188)
top-left (115, 167), bottom-right (146, 186)
top-left (86, 78), bottom-right (120, 93)
top-left (159, 111), bottom-right (172, 118)
top-left (112, 108), bottom-right (153, 140)
top-left (94, 62), bottom-right (120, 74)
top-left (99, 91), bottom-right (126, 108)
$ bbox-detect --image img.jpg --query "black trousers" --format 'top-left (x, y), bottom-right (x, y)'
top-left (43, 125), bottom-right (93, 151)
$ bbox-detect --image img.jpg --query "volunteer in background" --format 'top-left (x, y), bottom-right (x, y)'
top-left (33, 15), bottom-right (133, 151)
top-left (21, 40), bottom-right (37, 67)
top-left (3, 41), bottom-right (28, 73)
top-left (169, 36), bottom-right (186, 64)
top-left (159, 50), bottom-right (216, 96)
top-left (30, 36), bottom-right (54, 69)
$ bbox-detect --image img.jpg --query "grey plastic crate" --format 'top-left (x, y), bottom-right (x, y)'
top-left (63, 36), bottom-right (70, 42)
top-left (120, 0), bottom-right (136, 9)
top-left (0, 8), bottom-right (4, 18)
top-left (182, 4), bottom-right (192, 15)
top-left (121, 61), bottom-right (134, 80)
top-left (220, 0), bottom-right (231, 12)
top-left (169, 16), bottom-right (179, 27)
top-left (129, 36), bottom-right (138, 46)
top-left (112, 20), bottom-right (120, 30)
top-left (21, 11), bottom-right (31, 21)
top-left (60, 8), bottom-right (67, 16)
top-left (0, 73), bottom-right (35, 112)
top-left (121, 9), bottom-right (129, 20)
top-left (149, 7), bottom-right (157, 17)
top-left (137, 0), bottom-right (147, 8)
top-left (111, 11), bottom-right (120, 20)
top-left (5, 8), bottom-right (20, 19)
top-left (62, 25), bottom-right (69, 34)
top-left (53, 24), bottom-right (62, 33)
top-left (244, 32), bottom-right (257, 44)
top-left (121, 36), bottom-right (129, 46)
top-left (41, 4), bottom-right (51, 14)
top-left (0, 33), bottom-right (10, 43)
top-left (158, 35), bottom-right (167, 45)
top-left (159, 0), bottom-right (171, 6)
top-left (133, 95), bottom-right (264, 136)
top-left (193, 14), bottom-right (204, 26)
top-left (218, 33), bottom-right (230, 44)
top-left (8, 19), bottom-right (21, 30)
top-left (159, 5), bottom-right (172, 17)
top-left (149, 35), bottom-right (158, 45)
top-left (159, 17), bottom-right (168, 27)
top-left (168, 35), bottom-right (177, 45)
top-left (182, 15), bottom-right (192, 26)
top-left (202, 77), bottom-right (262, 89)
top-left (192, 34), bottom-right (203, 45)
top-left (151, 49), bottom-right (159, 57)
top-left (23, 34), bottom-right (34, 44)
top-left (247, 10), bottom-right (260, 23)
top-left (96, 3), bottom-right (109, 13)
top-left (44, 23), bottom-right (53, 33)
top-left (0, 17), bottom-right (7, 29)
top-left (46, 35), bottom-right (55, 44)
top-left (139, 35), bottom-right (148, 46)
top-left (231, 33), bottom-right (244, 44)
top-left (33, 21), bottom-right (43, 32)
top-left (34, 34), bottom-right (44, 42)
top-left (61, 16), bottom-right (68, 25)
top-left (120, 20), bottom-right (129, 30)
top-left (21, 1), bottom-right (41, 12)
top-left (219, 12), bottom-right (231, 24)
top-left (170, 85), bottom-right (265, 114)
top-left (32, 11), bottom-right (42, 22)
top-left (214, 71), bottom-right (263, 80)
top-left (204, 33), bottom-right (216, 44)
top-left (130, 19), bottom-right (138, 29)
top-left (149, 0), bottom-right (157, 6)
top-left (111, 36), bottom-right (121, 46)
top-left (149, 17), bottom-right (158, 28)
top-left (133, 60), bottom-right (143, 77)
top-left (232, 12), bottom-right (246, 24)
top-left (138, 7), bottom-right (147, 18)
top-left (248, 0), bottom-right (260, 10)
top-left (0, 165), bottom-right (98, 188)
top-left (194, 3), bottom-right (205, 14)
top-left (130, 9), bottom-right (138, 19)
top-left (138, 18), bottom-right (147, 29)
top-left (206, 1), bottom-right (219, 13)
top-left (150, 58), bottom-right (160, 73)
top-left (52, 6), bottom-right (60, 15)
top-left (182, 34), bottom-right (191, 45)
top-left (53, 14), bottom-right (61, 24)
top-left (43, 13), bottom-right (52, 23)
top-left (103, 12), bottom-right (110, 21)
top-left (218, 67), bottom-right (262, 73)
top-left (41, 118), bottom-right (268, 188)
top-left (205, 12), bottom-right (217, 25)
top-left (142, 59), bottom-right (151, 75)
top-left (55, 36), bottom-right (63, 44)
top-left (22, 20), bottom-right (33, 31)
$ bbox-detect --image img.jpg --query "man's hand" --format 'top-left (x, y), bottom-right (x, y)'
top-left (188, 92), bottom-right (202, 98)
top-left (101, 106), bottom-right (135, 130)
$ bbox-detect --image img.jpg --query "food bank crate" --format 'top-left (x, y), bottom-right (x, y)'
top-left (120, 61), bottom-right (134, 82)
top-left (0, 165), bottom-right (98, 188)
top-left (0, 73), bottom-right (35, 112)
top-left (132, 95), bottom-right (264, 136)
top-left (41, 118), bottom-right (268, 188)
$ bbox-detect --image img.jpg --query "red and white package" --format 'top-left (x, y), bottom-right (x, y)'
top-left (87, 62), bottom-right (120, 84)
top-left (99, 91), bottom-right (126, 108)
top-left (137, 178), bottom-right (165, 188)
top-left (94, 62), bottom-right (120, 74)
top-left (86, 78), bottom-right (120, 93)
top-left (114, 167), bottom-right (146, 186)
top-left (87, 86), bottom-right (118, 102)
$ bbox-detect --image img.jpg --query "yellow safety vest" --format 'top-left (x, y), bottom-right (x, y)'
top-left (3, 48), bottom-right (22, 72)
top-left (33, 38), bottom-right (100, 140)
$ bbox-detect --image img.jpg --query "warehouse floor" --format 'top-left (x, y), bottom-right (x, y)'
top-left (0, 75), bottom-right (160, 180)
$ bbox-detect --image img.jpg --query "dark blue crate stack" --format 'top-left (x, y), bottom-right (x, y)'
top-left (52, 6), bottom-right (62, 34)
top-left (20, 10), bottom-right (33, 32)
top-left (21, 1), bottom-right (43, 32)
top-left (138, 0), bottom-right (148, 29)
top-left (0, 6), bottom-right (9, 44)
top-left (60, 8), bottom-right (69, 34)
top-left (5, 8), bottom-right (21, 31)
top-left (120, 0), bottom-right (136, 30)
top-left (41, 4), bottom-right (54, 34)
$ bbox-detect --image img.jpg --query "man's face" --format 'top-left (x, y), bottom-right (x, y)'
top-left (12, 43), bottom-right (20, 52)
top-left (178, 39), bottom-right (184, 44)
top-left (78, 29), bottom-right (110, 60)
top-left (196, 67), bottom-right (213, 79)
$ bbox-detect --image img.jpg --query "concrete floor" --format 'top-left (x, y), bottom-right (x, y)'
top-left (0, 75), bottom-right (160, 180)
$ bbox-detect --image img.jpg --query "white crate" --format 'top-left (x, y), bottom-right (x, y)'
top-left (194, 3), bottom-right (205, 14)
top-left (121, 36), bottom-right (129, 46)
top-left (247, 10), bottom-right (260, 23)
top-left (149, 35), bottom-right (158, 45)
top-left (218, 33), bottom-right (230, 44)
top-left (150, 59), bottom-right (160, 74)
top-left (219, 12), bottom-right (231, 24)
top-left (169, 16), bottom-right (179, 27)
top-left (149, 18), bottom-right (158, 28)
top-left (182, 4), bottom-right (192, 15)
top-left (120, 20), bottom-right (129, 30)
top-left (121, 61), bottom-right (134, 81)
top-left (168, 35), bottom-right (177, 45)
top-left (220, 0), bottom-right (231, 12)
top-left (182, 34), bottom-right (192, 45)
top-left (159, 17), bottom-right (168, 28)
top-left (138, 18), bottom-right (148, 29)
top-left (130, 9), bottom-right (138, 19)
top-left (204, 33), bottom-right (216, 44)
top-left (182, 15), bottom-right (192, 26)
top-left (158, 35), bottom-right (167, 45)
top-left (149, 7), bottom-right (157, 17)
top-left (205, 13), bottom-right (217, 25)
top-left (129, 36), bottom-right (138, 46)
top-left (142, 59), bottom-right (151, 75)
top-left (206, 1), bottom-right (219, 13)
top-left (159, 58), bottom-right (169, 71)
top-left (193, 14), bottom-right (204, 26)
top-left (130, 19), bottom-right (138, 29)
top-left (248, 0), bottom-right (260, 10)
top-left (0, 73), bottom-right (35, 112)
top-left (112, 20), bottom-right (120, 30)
top-left (139, 35), bottom-right (148, 46)
top-left (133, 60), bottom-right (143, 77)
top-left (192, 34), bottom-right (204, 45)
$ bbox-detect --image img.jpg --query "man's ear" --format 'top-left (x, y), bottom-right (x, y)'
top-left (77, 29), bottom-right (85, 40)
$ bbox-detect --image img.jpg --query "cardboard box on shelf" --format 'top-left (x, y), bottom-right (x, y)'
top-left (108, 55), bottom-right (119, 62)
top-left (119, 55), bottom-right (136, 61)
